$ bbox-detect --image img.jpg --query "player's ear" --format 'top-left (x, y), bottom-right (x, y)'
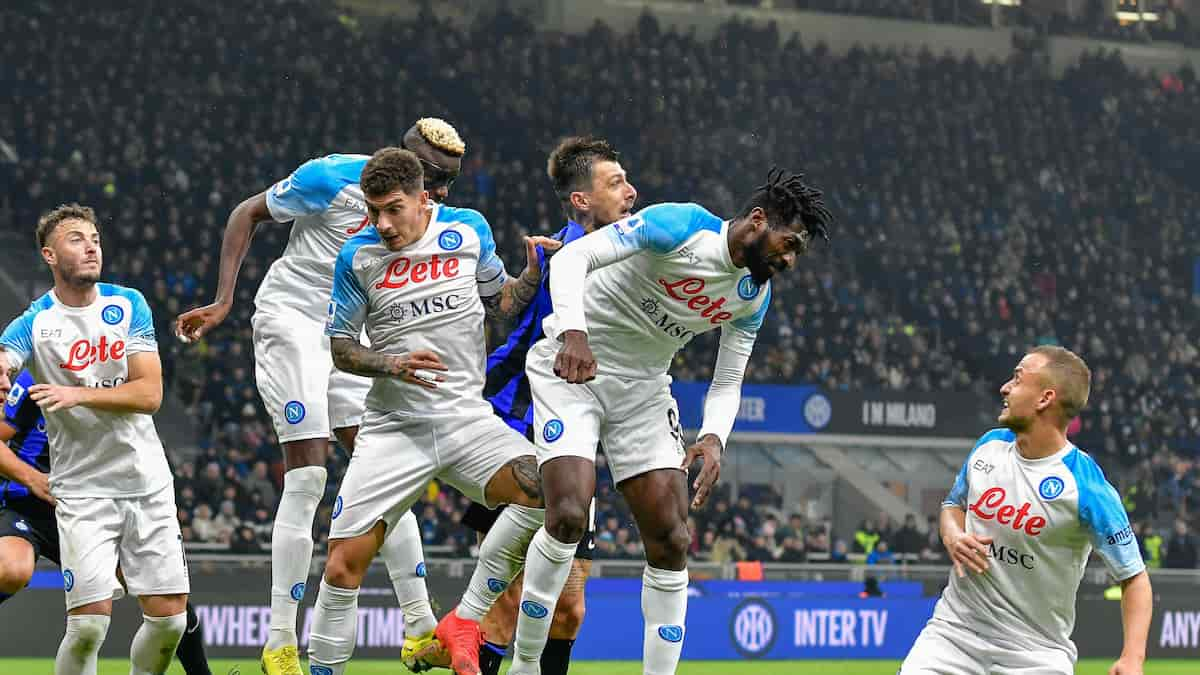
top-left (1036, 389), bottom-right (1056, 414)
top-left (752, 207), bottom-right (769, 232)
top-left (568, 190), bottom-right (589, 215)
top-left (41, 246), bottom-right (55, 267)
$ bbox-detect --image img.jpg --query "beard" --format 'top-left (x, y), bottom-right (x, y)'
top-left (999, 409), bottom-right (1031, 432)
top-left (743, 233), bottom-right (780, 285)
top-left (64, 263), bottom-right (101, 286)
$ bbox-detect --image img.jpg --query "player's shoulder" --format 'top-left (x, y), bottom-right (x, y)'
top-left (617, 202), bottom-right (723, 253)
top-left (97, 282), bottom-right (148, 304)
top-left (338, 226), bottom-right (384, 265)
top-left (435, 204), bottom-right (493, 243)
top-left (1060, 446), bottom-right (1114, 493)
top-left (293, 153), bottom-right (369, 186)
top-left (970, 428), bottom-right (1016, 456)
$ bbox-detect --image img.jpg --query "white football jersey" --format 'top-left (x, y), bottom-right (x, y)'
top-left (259, 153), bottom-right (372, 318)
top-left (935, 429), bottom-right (1145, 661)
top-left (325, 203), bottom-right (508, 419)
top-left (0, 284), bottom-right (172, 498)
top-left (543, 202), bottom-right (771, 379)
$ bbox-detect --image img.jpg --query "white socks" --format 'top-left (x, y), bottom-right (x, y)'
top-left (267, 465), bottom-right (327, 650)
top-left (458, 505), bottom-right (544, 622)
top-left (508, 527), bottom-right (577, 673)
top-left (307, 580), bottom-right (360, 675)
top-left (129, 612), bottom-right (187, 675)
top-left (55, 614), bottom-right (110, 675)
top-left (381, 510), bottom-right (437, 637)
top-left (642, 566), bottom-right (689, 675)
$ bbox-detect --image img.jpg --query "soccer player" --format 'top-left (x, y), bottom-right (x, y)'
top-left (0, 369), bottom-right (213, 674)
top-left (309, 147), bottom-right (556, 675)
top-left (463, 136), bottom-right (637, 675)
top-left (901, 346), bottom-right (1152, 675)
top-left (511, 170), bottom-right (833, 674)
top-left (0, 204), bottom-right (190, 675)
top-left (174, 119), bottom-right (465, 673)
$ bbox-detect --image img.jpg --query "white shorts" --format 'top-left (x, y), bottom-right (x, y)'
top-left (901, 618), bottom-right (1073, 675)
top-left (329, 412), bottom-right (535, 539)
top-left (56, 484), bottom-right (190, 611)
top-left (526, 339), bottom-right (686, 485)
top-left (252, 308), bottom-right (371, 443)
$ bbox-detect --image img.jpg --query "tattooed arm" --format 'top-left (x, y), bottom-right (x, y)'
top-left (481, 235), bottom-right (562, 322)
top-left (330, 338), bottom-right (447, 388)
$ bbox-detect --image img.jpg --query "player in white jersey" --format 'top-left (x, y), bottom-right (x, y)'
top-left (509, 170), bottom-right (834, 674)
top-left (902, 346), bottom-right (1152, 675)
top-left (308, 147), bottom-right (557, 675)
top-left (174, 119), bottom-right (464, 674)
top-left (0, 204), bottom-right (190, 675)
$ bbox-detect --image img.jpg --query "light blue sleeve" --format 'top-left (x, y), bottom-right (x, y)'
top-left (123, 288), bottom-right (157, 353)
top-left (731, 282), bottom-right (771, 335)
top-left (326, 236), bottom-right (373, 340)
top-left (945, 428), bottom-right (1015, 508)
top-left (1064, 450), bottom-right (1146, 581)
top-left (266, 154), bottom-right (364, 222)
top-left (442, 207), bottom-right (508, 297)
top-left (0, 308), bottom-right (37, 371)
top-left (604, 202), bottom-right (723, 256)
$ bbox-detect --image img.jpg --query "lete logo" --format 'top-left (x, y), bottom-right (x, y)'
top-left (656, 277), bottom-right (734, 325)
top-left (376, 254), bottom-right (460, 290)
top-left (59, 336), bottom-right (126, 371)
top-left (968, 487), bottom-right (1047, 536)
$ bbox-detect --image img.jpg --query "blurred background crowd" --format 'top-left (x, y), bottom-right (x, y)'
top-left (1, 0), bottom-right (1198, 568)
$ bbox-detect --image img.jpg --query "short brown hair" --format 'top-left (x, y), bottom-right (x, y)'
top-left (360, 147), bottom-right (424, 198)
top-left (1030, 345), bottom-right (1092, 421)
top-left (37, 203), bottom-right (98, 248)
top-left (547, 136), bottom-right (620, 208)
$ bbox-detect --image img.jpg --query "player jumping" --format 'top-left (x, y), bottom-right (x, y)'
top-left (462, 136), bottom-right (637, 675)
top-left (0, 368), bottom-right (213, 675)
top-left (901, 346), bottom-right (1152, 675)
top-left (310, 147), bottom-right (556, 675)
top-left (510, 170), bottom-right (833, 674)
top-left (0, 204), bottom-right (191, 675)
top-left (174, 119), bottom-right (465, 674)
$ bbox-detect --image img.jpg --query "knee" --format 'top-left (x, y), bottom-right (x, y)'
top-left (323, 551), bottom-right (365, 589)
top-left (544, 498), bottom-right (589, 544)
top-left (644, 521), bottom-right (690, 568)
top-left (63, 615), bottom-right (110, 655)
top-left (0, 554), bottom-right (33, 594)
top-left (550, 594), bottom-right (586, 638)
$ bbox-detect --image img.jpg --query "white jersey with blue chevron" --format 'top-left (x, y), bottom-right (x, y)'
top-left (261, 153), bottom-right (371, 317)
top-left (326, 203), bottom-right (508, 419)
top-left (0, 284), bottom-right (171, 498)
top-left (543, 202), bottom-right (771, 379)
top-left (936, 428), bottom-right (1145, 661)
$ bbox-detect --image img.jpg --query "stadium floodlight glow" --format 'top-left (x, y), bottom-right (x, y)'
top-left (1115, 11), bottom-right (1160, 21)
top-left (980, 0), bottom-right (1021, 6)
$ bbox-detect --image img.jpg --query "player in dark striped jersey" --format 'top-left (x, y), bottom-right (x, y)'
top-left (0, 370), bottom-right (213, 675)
top-left (463, 136), bottom-right (637, 675)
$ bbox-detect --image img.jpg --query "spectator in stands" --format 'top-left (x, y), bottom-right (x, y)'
top-left (710, 528), bottom-right (747, 564)
top-left (855, 519), bottom-right (882, 555)
top-left (1141, 524), bottom-right (1164, 569)
top-left (892, 513), bottom-right (924, 558)
top-left (746, 534), bottom-right (777, 562)
top-left (829, 540), bottom-right (850, 564)
top-left (213, 499), bottom-right (240, 541)
top-left (231, 525), bottom-right (264, 555)
top-left (242, 460), bottom-right (277, 507)
top-left (867, 541), bottom-right (896, 565)
top-left (1163, 519), bottom-right (1198, 569)
top-left (778, 536), bottom-right (806, 563)
top-left (192, 503), bottom-right (218, 543)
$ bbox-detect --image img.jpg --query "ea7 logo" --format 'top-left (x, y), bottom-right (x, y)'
top-left (972, 459), bottom-right (995, 474)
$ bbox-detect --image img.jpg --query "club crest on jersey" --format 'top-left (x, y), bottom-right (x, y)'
top-left (284, 401), bottom-right (306, 424)
top-left (1038, 476), bottom-right (1065, 501)
top-left (63, 569), bottom-right (74, 592)
top-left (543, 419), bottom-right (564, 443)
top-left (101, 304), bottom-right (125, 325)
top-left (438, 230), bottom-right (463, 251)
top-left (736, 275), bottom-right (760, 301)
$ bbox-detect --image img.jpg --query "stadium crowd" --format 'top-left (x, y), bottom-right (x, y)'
top-left (2, 0), bottom-right (1199, 567)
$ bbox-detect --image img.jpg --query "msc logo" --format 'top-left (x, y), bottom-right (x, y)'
top-left (416, 562), bottom-right (427, 578)
top-left (290, 582), bottom-right (306, 601)
top-left (101, 304), bottom-right (125, 325)
top-left (543, 419), bottom-right (564, 443)
top-left (730, 599), bottom-right (776, 659)
top-left (736, 274), bottom-right (760, 301)
top-left (438, 230), bottom-right (463, 251)
top-left (803, 393), bottom-right (831, 430)
top-left (63, 569), bottom-right (75, 592)
top-left (332, 496), bottom-right (343, 519)
top-left (521, 601), bottom-right (549, 619)
top-left (284, 401), bottom-right (306, 425)
top-left (1038, 476), bottom-right (1065, 501)
top-left (658, 625), bottom-right (684, 643)
top-left (487, 578), bottom-right (508, 593)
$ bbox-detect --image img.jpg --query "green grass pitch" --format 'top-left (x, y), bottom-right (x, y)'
top-left (0, 659), bottom-right (1197, 674)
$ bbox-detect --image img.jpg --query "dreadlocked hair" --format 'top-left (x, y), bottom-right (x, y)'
top-left (738, 167), bottom-right (833, 248)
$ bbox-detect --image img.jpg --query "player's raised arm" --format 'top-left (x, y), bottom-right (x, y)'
top-left (480, 235), bottom-right (562, 321)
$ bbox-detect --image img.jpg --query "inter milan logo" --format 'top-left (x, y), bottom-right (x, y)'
top-left (730, 599), bottom-right (776, 658)
top-left (1038, 476), bottom-right (1065, 501)
top-left (803, 393), bottom-right (832, 430)
top-left (284, 401), bottom-right (306, 424)
top-left (101, 304), bottom-right (125, 325)
top-left (438, 230), bottom-right (463, 251)
top-left (736, 275), bottom-right (760, 301)
top-left (543, 419), bottom-right (564, 443)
